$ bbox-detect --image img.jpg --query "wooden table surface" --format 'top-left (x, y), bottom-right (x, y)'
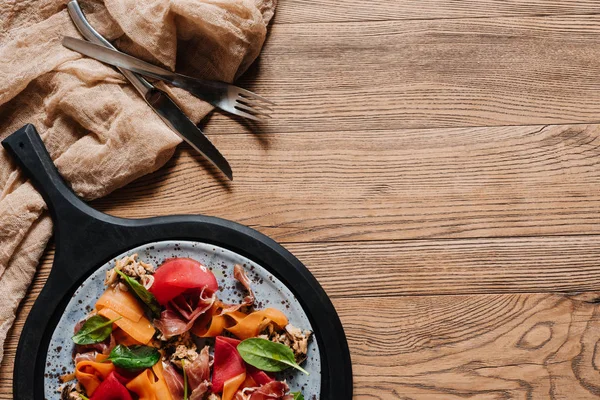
top-left (3, 1), bottom-right (600, 398)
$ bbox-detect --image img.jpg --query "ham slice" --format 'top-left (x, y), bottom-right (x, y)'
top-left (163, 350), bottom-right (211, 400)
top-left (236, 381), bottom-right (294, 400)
top-left (220, 265), bottom-right (255, 315)
top-left (189, 381), bottom-right (211, 400)
top-left (162, 361), bottom-right (185, 400)
top-left (155, 289), bottom-right (215, 339)
top-left (234, 264), bottom-right (255, 307)
top-left (185, 346), bottom-right (211, 389)
top-left (74, 351), bottom-right (99, 365)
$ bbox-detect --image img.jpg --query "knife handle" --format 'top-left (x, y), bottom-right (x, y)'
top-left (67, 0), bottom-right (153, 96)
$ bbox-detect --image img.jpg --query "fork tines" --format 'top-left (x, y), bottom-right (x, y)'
top-left (233, 89), bottom-right (275, 121)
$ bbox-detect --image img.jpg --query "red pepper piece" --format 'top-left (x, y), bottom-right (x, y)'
top-left (246, 365), bottom-right (275, 386)
top-left (212, 336), bottom-right (246, 393)
top-left (90, 371), bottom-right (133, 400)
top-left (219, 337), bottom-right (275, 386)
top-left (220, 336), bottom-right (241, 347)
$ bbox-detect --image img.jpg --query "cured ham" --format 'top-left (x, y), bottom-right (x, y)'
top-left (161, 361), bottom-right (185, 400)
top-left (74, 351), bottom-right (99, 365)
top-left (189, 381), bottom-right (211, 400)
top-left (236, 381), bottom-right (293, 400)
top-left (219, 265), bottom-right (256, 315)
top-left (184, 346), bottom-right (211, 389)
top-left (246, 366), bottom-right (275, 386)
top-left (154, 289), bottom-right (216, 339)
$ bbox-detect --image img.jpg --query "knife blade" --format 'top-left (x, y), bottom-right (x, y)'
top-left (145, 88), bottom-right (233, 180)
top-left (66, 0), bottom-right (232, 180)
top-left (62, 36), bottom-right (190, 87)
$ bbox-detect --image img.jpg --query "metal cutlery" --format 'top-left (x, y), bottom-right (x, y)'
top-left (62, 36), bottom-right (274, 122)
top-left (66, 0), bottom-right (232, 180)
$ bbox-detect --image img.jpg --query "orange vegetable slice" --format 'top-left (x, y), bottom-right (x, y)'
top-left (75, 358), bottom-right (115, 396)
top-left (96, 288), bottom-right (144, 322)
top-left (98, 308), bottom-right (155, 344)
top-left (152, 362), bottom-right (174, 400)
top-left (126, 369), bottom-right (156, 400)
top-left (241, 374), bottom-right (257, 389)
top-left (222, 372), bottom-right (246, 400)
top-left (226, 308), bottom-right (288, 340)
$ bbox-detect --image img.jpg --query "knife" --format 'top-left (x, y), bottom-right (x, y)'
top-left (66, 1), bottom-right (232, 180)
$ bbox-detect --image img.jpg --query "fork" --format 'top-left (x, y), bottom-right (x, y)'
top-left (62, 36), bottom-right (274, 121)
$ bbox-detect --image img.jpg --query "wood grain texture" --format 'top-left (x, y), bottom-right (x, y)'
top-left (3, 267), bottom-right (600, 399)
top-left (275, 0), bottom-right (600, 23)
top-left (4, 2), bottom-right (600, 399)
top-left (209, 15), bottom-right (600, 134)
top-left (93, 124), bottom-right (600, 242)
top-left (339, 293), bottom-right (600, 399)
top-left (294, 236), bottom-right (600, 297)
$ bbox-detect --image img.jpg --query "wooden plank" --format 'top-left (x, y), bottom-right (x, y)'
top-left (3, 235), bottom-right (600, 310)
top-left (275, 0), bottom-right (600, 24)
top-left (215, 15), bottom-right (600, 134)
top-left (4, 291), bottom-right (600, 398)
top-left (293, 236), bottom-right (600, 297)
top-left (6, 234), bottom-right (600, 310)
top-left (337, 293), bottom-right (600, 399)
top-left (92, 124), bottom-right (600, 242)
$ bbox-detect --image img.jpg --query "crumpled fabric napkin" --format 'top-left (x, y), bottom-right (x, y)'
top-left (0, 0), bottom-right (276, 362)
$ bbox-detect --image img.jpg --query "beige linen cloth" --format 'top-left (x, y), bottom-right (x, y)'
top-left (0, 0), bottom-right (276, 362)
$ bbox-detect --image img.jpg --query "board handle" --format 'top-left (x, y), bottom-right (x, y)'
top-left (1, 124), bottom-right (105, 225)
top-left (3, 125), bottom-right (124, 400)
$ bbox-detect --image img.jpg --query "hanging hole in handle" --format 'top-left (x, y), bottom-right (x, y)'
top-left (18, 142), bottom-right (24, 148)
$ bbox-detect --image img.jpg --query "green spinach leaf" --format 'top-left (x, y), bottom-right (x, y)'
top-left (292, 392), bottom-right (304, 400)
top-left (237, 338), bottom-right (309, 375)
top-left (107, 344), bottom-right (160, 370)
top-left (116, 270), bottom-right (161, 317)
top-left (72, 315), bottom-right (120, 345)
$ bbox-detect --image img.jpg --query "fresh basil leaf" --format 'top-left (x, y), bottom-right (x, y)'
top-left (107, 344), bottom-right (160, 370)
top-left (116, 270), bottom-right (161, 317)
top-left (72, 315), bottom-right (120, 345)
top-left (292, 392), bottom-right (304, 400)
top-left (237, 338), bottom-right (309, 375)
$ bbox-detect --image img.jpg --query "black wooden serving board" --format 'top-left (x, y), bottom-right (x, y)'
top-left (3, 124), bottom-right (352, 400)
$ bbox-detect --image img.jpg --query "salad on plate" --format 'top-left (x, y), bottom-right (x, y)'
top-left (59, 255), bottom-right (312, 400)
